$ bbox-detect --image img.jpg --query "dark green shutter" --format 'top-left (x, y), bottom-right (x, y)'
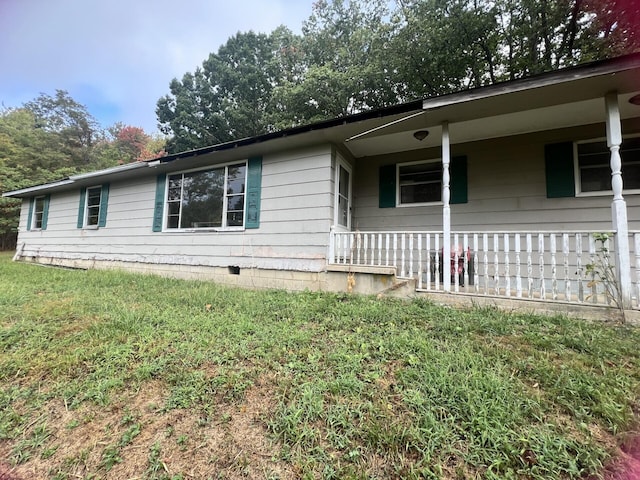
top-left (27, 197), bottom-right (34, 231)
top-left (98, 184), bottom-right (109, 227)
top-left (77, 188), bottom-right (86, 228)
top-left (41, 195), bottom-right (50, 230)
top-left (152, 174), bottom-right (166, 232)
top-left (545, 142), bottom-right (575, 198)
top-left (245, 156), bottom-right (262, 229)
top-left (450, 155), bottom-right (468, 204)
top-left (379, 164), bottom-right (396, 208)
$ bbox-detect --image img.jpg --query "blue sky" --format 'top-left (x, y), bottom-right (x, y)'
top-left (0, 0), bottom-right (315, 134)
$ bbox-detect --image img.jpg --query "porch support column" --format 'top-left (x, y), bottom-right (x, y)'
top-left (605, 92), bottom-right (632, 308)
top-left (442, 121), bottom-right (451, 292)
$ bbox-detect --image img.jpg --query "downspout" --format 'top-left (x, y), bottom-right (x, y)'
top-left (442, 121), bottom-right (451, 292)
top-left (605, 92), bottom-right (632, 308)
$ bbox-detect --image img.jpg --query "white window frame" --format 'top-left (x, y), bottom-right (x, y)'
top-left (333, 157), bottom-right (352, 231)
top-left (84, 185), bottom-right (102, 229)
top-left (31, 195), bottom-right (46, 230)
top-left (574, 134), bottom-right (640, 197)
top-left (163, 161), bottom-right (247, 232)
top-left (396, 159), bottom-right (443, 207)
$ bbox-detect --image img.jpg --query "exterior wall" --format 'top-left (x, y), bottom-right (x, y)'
top-left (16, 145), bottom-right (335, 272)
top-left (353, 121), bottom-right (640, 232)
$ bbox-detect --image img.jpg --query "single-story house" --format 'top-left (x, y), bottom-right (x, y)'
top-left (4, 53), bottom-right (640, 317)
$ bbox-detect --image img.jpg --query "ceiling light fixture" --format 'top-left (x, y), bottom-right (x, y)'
top-left (629, 94), bottom-right (640, 106)
top-left (413, 130), bottom-right (429, 141)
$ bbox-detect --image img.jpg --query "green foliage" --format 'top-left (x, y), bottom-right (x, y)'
top-left (24, 90), bottom-right (99, 166)
top-left (0, 92), bottom-right (166, 250)
top-left (1, 254), bottom-right (639, 478)
top-left (157, 0), bottom-right (640, 153)
top-left (157, 28), bottom-right (301, 153)
top-left (585, 232), bottom-right (624, 320)
top-left (0, 107), bottom-right (79, 248)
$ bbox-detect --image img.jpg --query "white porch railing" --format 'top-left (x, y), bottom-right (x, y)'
top-left (329, 230), bottom-right (640, 309)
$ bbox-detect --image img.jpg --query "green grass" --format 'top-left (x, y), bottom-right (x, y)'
top-left (0, 252), bottom-right (639, 479)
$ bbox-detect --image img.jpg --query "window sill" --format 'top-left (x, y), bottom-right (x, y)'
top-left (576, 189), bottom-right (640, 197)
top-left (82, 225), bottom-right (100, 230)
top-left (397, 201), bottom-right (444, 208)
top-left (162, 227), bottom-right (246, 233)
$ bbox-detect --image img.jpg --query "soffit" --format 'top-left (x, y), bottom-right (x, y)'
top-left (343, 66), bottom-right (640, 158)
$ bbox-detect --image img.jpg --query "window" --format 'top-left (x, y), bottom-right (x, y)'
top-left (77, 184), bottom-right (109, 228)
top-left (28, 195), bottom-right (50, 231)
top-left (85, 186), bottom-right (102, 226)
top-left (32, 196), bottom-right (46, 229)
top-left (398, 160), bottom-right (441, 205)
top-left (576, 136), bottom-right (640, 194)
top-left (165, 162), bottom-right (246, 230)
top-left (334, 161), bottom-right (351, 229)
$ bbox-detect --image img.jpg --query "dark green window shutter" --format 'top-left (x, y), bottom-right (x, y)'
top-left (41, 195), bottom-right (50, 230)
top-left (450, 155), bottom-right (468, 204)
top-left (152, 174), bottom-right (166, 232)
top-left (379, 164), bottom-right (396, 208)
top-left (245, 156), bottom-right (262, 229)
top-left (77, 188), bottom-right (87, 228)
top-left (27, 197), bottom-right (34, 231)
top-left (98, 184), bottom-right (110, 227)
top-left (545, 142), bottom-right (575, 198)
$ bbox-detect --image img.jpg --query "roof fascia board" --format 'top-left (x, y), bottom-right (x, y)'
top-left (69, 161), bottom-right (149, 181)
top-left (2, 162), bottom-right (150, 198)
top-left (423, 54), bottom-right (640, 111)
top-left (2, 179), bottom-right (75, 198)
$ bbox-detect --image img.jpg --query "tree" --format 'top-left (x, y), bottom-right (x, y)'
top-left (274, 0), bottom-right (398, 122)
top-left (584, 0), bottom-right (640, 59)
top-left (391, 0), bottom-right (501, 98)
top-left (103, 123), bottom-right (167, 163)
top-left (0, 107), bottom-right (78, 249)
top-left (157, 0), bottom-right (640, 151)
top-left (24, 90), bottom-right (100, 166)
top-left (157, 29), bottom-right (300, 153)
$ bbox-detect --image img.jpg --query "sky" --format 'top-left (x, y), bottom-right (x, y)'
top-left (0, 0), bottom-right (315, 134)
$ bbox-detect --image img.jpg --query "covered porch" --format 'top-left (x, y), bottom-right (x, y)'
top-left (329, 229), bottom-right (640, 311)
top-left (327, 55), bottom-right (640, 314)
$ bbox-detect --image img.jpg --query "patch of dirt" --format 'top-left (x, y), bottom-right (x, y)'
top-left (0, 463), bottom-right (21, 480)
top-left (0, 375), bottom-right (296, 480)
top-left (594, 433), bottom-right (640, 480)
top-left (3, 370), bottom-right (640, 479)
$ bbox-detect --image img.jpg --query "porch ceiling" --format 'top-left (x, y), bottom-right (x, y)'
top-left (343, 64), bottom-right (640, 158)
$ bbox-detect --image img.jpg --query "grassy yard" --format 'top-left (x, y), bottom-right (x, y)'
top-left (0, 253), bottom-right (639, 479)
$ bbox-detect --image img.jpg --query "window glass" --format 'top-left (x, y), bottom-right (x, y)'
top-left (86, 186), bottom-right (101, 226)
top-left (337, 165), bottom-right (350, 227)
top-left (180, 169), bottom-right (224, 228)
top-left (577, 137), bottom-right (640, 192)
top-left (165, 163), bottom-right (247, 229)
top-left (399, 161), bottom-right (441, 204)
top-left (33, 196), bottom-right (45, 229)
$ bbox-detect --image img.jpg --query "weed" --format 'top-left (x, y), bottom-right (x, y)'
top-left (0, 253), bottom-right (639, 478)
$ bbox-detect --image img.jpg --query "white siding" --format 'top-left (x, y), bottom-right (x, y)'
top-left (17, 146), bottom-right (334, 272)
top-left (354, 123), bottom-right (640, 232)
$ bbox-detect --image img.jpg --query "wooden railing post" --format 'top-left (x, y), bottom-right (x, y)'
top-left (606, 92), bottom-right (632, 308)
top-left (328, 227), bottom-right (335, 264)
top-left (442, 121), bottom-right (451, 292)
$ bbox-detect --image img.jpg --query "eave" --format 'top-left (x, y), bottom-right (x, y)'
top-left (3, 52), bottom-right (640, 198)
top-left (2, 161), bottom-right (151, 198)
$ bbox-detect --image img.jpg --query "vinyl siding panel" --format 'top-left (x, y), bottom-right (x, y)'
top-left (17, 146), bottom-right (334, 271)
top-left (354, 124), bottom-right (640, 232)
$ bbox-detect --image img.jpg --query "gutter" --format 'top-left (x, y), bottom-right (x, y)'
top-left (2, 161), bottom-right (150, 198)
top-left (422, 52), bottom-right (640, 111)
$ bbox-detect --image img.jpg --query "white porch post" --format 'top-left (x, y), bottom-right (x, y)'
top-left (442, 121), bottom-right (451, 292)
top-left (605, 92), bottom-right (632, 308)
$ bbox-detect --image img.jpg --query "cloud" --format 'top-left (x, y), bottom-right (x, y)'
top-left (0, 0), bottom-right (314, 133)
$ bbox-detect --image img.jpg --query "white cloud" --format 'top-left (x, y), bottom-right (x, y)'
top-left (0, 0), bottom-right (314, 133)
